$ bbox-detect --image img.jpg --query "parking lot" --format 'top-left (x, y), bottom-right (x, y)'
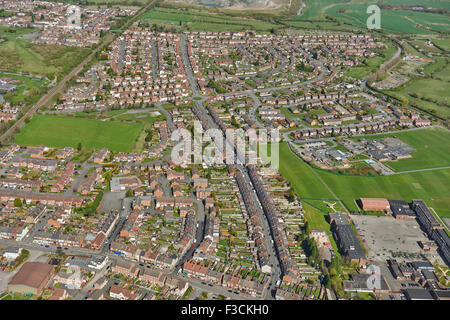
top-left (351, 215), bottom-right (445, 265)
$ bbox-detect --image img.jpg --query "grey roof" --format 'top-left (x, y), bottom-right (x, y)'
top-left (335, 224), bottom-right (365, 260)
top-left (403, 288), bottom-right (434, 300)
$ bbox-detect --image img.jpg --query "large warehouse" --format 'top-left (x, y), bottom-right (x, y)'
top-left (7, 262), bottom-right (54, 296)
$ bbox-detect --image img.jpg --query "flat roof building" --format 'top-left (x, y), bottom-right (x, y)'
top-left (403, 288), bottom-right (434, 300)
top-left (359, 198), bottom-right (390, 212)
top-left (8, 262), bottom-right (54, 296)
top-left (333, 224), bottom-right (366, 266)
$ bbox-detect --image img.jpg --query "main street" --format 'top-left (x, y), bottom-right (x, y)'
top-left (180, 33), bottom-right (283, 300)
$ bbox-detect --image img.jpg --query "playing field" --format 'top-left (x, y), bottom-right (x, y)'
top-left (353, 127), bottom-right (450, 172)
top-left (276, 142), bottom-right (450, 218)
top-left (15, 115), bottom-right (143, 152)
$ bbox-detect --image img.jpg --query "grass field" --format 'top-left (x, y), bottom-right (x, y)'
top-left (0, 27), bottom-right (89, 79)
top-left (275, 142), bottom-right (450, 218)
top-left (353, 127), bottom-right (450, 172)
top-left (382, 56), bottom-right (450, 121)
top-left (0, 72), bottom-right (47, 104)
top-left (295, 0), bottom-right (450, 34)
top-left (140, 7), bottom-right (280, 32)
top-left (345, 41), bottom-right (396, 79)
top-left (15, 115), bottom-right (143, 152)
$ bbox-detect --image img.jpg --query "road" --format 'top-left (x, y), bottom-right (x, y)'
top-left (0, 0), bottom-right (159, 144)
top-left (180, 34), bottom-right (282, 299)
top-left (380, 44), bottom-right (402, 71)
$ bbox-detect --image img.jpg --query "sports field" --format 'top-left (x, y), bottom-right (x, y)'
top-left (353, 127), bottom-right (450, 172)
top-left (15, 115), bottom-right (143, 152)
top-left (276, 142), bottom-right (450, 218)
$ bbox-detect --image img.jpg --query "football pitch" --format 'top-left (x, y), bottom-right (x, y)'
top-left (14, 115), bottom-right (143, 152)
top-left (277, 142), bottom-right (450, 218)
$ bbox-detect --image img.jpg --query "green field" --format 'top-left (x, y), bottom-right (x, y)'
top-left (15, 115), bottom-right (143, 152)
top-left (140, 7), bottom-right (280, 32)
top-left (275, 142), bottom-right (450, 218)
top-left (382, 56), bottom-right (450, 121)
top-left (345, 41), bottom-right (396, 79)
top-left (295, 0), bottom-right (450, 34)
top-left (353, 127), bottom-right (450, 172)
top-left (0, 72), bottom-right (47, 105)
top-left (0, 27), bottom-right (89, 79)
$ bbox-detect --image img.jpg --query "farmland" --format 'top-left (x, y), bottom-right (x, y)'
top-left (273, 142), bottom-right (450, 218)
top-left (14, 115), bottom-right (143, 152)
top-left (139, 7), bottom-right (280, 32)
top-left (294, 0), bottom-right (450, 34)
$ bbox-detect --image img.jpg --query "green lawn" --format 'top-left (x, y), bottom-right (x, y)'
top-left (15, 115), bottom-right (143, 152)
top-left (275, 142), bottom-right (450, 218)
top-left (353, 127), bottom-right (450, 172)
top-left (0, 72), bottom-right (47, 104)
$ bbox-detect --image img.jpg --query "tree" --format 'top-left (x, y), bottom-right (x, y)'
top-left (287, 188), bottom-right (295, 202)
top-left (77, 142), bottom-right (82, 151)
top-left (304, 221), bottom-right (311, 235)
top-left (126, 188), bottom-right (133, 197)
top-left (14, 198), bottom-right (22, 207)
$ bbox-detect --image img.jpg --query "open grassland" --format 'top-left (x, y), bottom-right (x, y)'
top-left (433, 38), bottom-right (450, 51)
top-left (345, 41), bottom-right (396, 79)
top-left (15, 115), bottom-right (143, 152)
top-left (382, 57), bottom-right (450, 121)
top-left (353, 127), bottom-right (450, 172)
top-left (295, 0), bottom-right (450, 34)
top-left (140, 7), bottom-right (280, 31)
top-left (275, 142), bottom-right (450, 218)
top-left (0, 27), bottom-right (89, 79)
